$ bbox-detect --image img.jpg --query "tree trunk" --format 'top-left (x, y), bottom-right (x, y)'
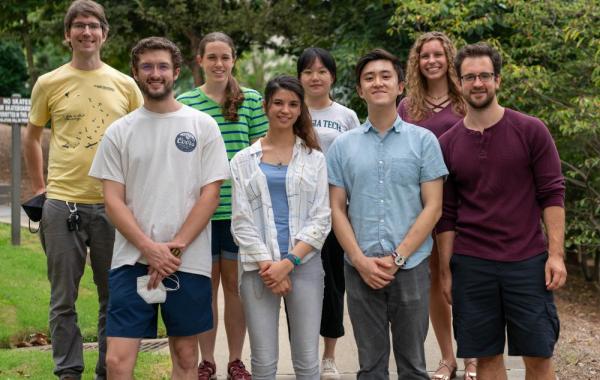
top-left (21, 14), bottom-right (37, 89)
top-left (188, 35), bottom-right (204, 87)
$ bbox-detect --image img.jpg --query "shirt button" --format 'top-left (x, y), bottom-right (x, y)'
top-left (379, 180), bottom-right (383, 184)
top-left (380, 200), bottom-right (384, 203)
top-left (380, 219), bottom-right (384, 223)
top-left (378, 160), bottom-right (383, 164)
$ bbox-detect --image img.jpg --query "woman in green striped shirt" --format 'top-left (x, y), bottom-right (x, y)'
top-left (177, 31), bottom-right (268, 380)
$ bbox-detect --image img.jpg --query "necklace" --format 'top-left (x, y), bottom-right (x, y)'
top-left (263, 137), bottom-right (291, 168)
top-left (427, 92), bottom-right (448, 101)
top-left (273, 150), bottom-right (286, 168)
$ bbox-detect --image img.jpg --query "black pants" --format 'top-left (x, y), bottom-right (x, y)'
top-left (284, 231), bottom-right (346, 339)
top-left (319, 231), bottom-right (345, 338)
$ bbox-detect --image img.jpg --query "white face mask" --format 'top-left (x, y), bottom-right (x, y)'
top-left (136, 274), bottom-right (180, 304)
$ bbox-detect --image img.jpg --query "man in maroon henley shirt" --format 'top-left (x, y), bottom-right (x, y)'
top-left (437, 43), bottom-right (567, 380)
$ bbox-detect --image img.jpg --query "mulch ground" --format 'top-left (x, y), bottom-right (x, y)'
top-left (554, 262), bottom-right (600, 379)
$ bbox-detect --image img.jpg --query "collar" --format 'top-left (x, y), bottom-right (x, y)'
top-left (361, 115), bottom-right (404, 134)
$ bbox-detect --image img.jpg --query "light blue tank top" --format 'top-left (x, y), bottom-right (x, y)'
top-left (259, 162), bottom-right (290, 255)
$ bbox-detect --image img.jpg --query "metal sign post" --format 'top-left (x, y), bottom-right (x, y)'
top-left (0, 95), bottom-right (31, 245)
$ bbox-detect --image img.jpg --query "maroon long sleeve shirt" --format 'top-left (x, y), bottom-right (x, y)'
top-left (437, 108), bottom-right (565, 262)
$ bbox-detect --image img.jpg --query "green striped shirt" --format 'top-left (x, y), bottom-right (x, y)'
top-left (177, 87), bottom-right (269, 220)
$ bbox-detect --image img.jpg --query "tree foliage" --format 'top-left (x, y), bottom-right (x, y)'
top-left (0, 41), bottom-right (29, 96)
top-left (1, 0), bottom-right (597, 250)
top-left (389, 0), bottom-right (600, 249)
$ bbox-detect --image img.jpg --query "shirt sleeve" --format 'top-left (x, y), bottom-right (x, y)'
top-left (200, 120), bottom-right (231, 187)
top-left (247, 92), bottom-right (268, 140)
top-left (230, 154), bottom-right (271, 263)
top-left (294, 153), bottom-right (332, 250)
top-left (128, 82), bottom-right (144, 112)
top-left (436, 136), bottom-right (457, 233)
top-left (529, 119), bottom-right (565, 208)
top-left (348, 110), bottom-right (361, 130)
top-left (88, 126), bottom-right (125, 184)
top-left (420, 131), bottom-right (448, 182)
top-left (28, 79), bottom-right (50, 127)
top-left (397, 97), bottom-right (407, 119)
top-left (326, 137), bottom-right (345, 188)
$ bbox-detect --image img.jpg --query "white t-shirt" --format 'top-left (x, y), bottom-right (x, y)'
top-left (89, 105), bottom-right (230, 276)
top-left (310, 101), bottom-right (360, 154)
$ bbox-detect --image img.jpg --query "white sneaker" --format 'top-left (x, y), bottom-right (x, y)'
top-left (321, 358), bottom-right (340, 380)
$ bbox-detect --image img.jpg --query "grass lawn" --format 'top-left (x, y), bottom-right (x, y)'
top-left (0, 349), bottom-right (171, 379)
top-left (0, 223), bottom-right (101, 347)
top-left (0, 223), bottom-right (170, 377)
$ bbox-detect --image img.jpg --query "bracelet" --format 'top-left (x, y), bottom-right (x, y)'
top-left (283, 253), bottom-right (301, 267)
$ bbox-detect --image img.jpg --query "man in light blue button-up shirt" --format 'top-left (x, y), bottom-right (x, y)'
top-left (327, 49), bottom-right (448, 379)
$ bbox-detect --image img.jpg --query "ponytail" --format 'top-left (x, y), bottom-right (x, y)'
top-left (223, 75), bottom-right (245, 122)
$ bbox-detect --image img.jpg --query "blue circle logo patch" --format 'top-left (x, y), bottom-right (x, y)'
top-left (175, 132), bottom-right (197, 152)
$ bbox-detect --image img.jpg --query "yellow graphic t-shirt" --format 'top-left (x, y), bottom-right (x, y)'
top-left (29, 63), bottom-right (143, 203)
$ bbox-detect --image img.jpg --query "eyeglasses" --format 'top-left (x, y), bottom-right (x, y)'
top-left (139, 63), bottom-right (172, 73)
top-left (460, 72), bottom-right (495, 83)
top-left (71, 22), bottom-right (102, 31)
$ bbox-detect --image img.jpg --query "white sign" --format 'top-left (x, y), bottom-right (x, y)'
top-left (0, 97), bottom-right (31, 124)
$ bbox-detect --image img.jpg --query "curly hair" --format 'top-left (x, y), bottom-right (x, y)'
top-left (405, 31), bottom-right (465, 121)
top-left (198, 32), bottom-right (245, 122)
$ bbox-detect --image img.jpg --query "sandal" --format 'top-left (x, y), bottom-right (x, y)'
top-left (432, 359), bottom-right (457, 380)
top-left (463, 358), bottom-right (477, 380)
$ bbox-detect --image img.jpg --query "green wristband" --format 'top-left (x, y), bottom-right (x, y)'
top-left (284, 253), bottom-right (301, 266)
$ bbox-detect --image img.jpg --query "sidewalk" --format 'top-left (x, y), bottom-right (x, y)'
top-left (0, 204), bottom-right (525, 378)
top-left (192, 284), bottom-right (525, 379)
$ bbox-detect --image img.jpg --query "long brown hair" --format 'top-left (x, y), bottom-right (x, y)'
top-left (405, 31), bottom-right (465, 121)
top-left (264, 75), bottom-right (320, 152)
top-left (198, 32), bottom-right (245, 122)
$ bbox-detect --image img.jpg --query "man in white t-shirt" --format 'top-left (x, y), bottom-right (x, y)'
top-left (89, 37), bottom-right (229, 379)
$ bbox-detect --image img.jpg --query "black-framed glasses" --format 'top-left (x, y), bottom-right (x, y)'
top-left (461, 72), bottom-right (495, 83)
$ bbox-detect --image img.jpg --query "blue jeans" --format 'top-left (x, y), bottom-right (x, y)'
top-left (241, 255), bottom-right (324, 380)
top-left (345, 259), bottom-right (430, 380)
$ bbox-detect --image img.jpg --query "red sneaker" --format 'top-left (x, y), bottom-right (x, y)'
top-left (197, 360), bottom-right (217, 380)
top-left (227, 359), bottom-right (252, 380)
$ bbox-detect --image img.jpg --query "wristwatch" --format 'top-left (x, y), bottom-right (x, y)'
top-left (390, 250), bottom-right (407, 268)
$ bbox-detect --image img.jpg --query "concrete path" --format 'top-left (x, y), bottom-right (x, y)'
top-left (0, 204), bottom-right (525, 378)
top-left (190, 285), bottom-right (525, 379)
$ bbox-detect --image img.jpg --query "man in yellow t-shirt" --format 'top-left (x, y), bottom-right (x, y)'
top-left (23, 1), bottom-right (142, 379)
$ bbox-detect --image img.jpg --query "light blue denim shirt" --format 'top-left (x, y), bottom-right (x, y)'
top-left (327, 116), bottom-right (448, 269)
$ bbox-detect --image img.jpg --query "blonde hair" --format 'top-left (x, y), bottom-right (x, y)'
top-left (405, 31), bottom-right (465, 121)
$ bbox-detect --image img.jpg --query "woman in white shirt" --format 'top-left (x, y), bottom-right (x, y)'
top-left (230, 75), bottom-right (331, 380)
top-left (297, 47), bottom-right (360, 379)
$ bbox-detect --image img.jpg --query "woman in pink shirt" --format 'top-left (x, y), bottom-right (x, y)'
top-left (398, 31), bottom-right (475, 380)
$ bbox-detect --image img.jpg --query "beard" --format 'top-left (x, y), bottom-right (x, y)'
top-left (138, 79), bottom-right (173, 101)
top-left (466, 90), bottom-right (495, 109)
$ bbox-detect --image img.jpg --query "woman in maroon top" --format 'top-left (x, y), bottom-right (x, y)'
top-left (398, 32), bottom-right (475, 380)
